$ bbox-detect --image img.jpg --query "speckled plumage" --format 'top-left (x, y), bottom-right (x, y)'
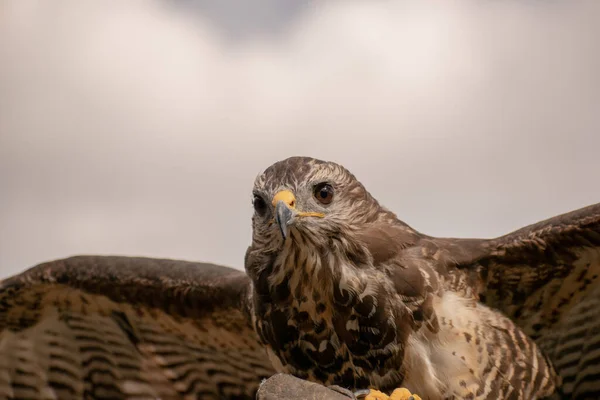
top-left (246, 156), bottom-right (600, 399)
top-left (0, 256), bottom-right (275, 399)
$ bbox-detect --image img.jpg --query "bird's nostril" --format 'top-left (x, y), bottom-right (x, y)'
top-left (289, 200), bottom-right (295, 207)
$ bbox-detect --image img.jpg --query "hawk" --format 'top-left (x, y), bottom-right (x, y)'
top-left (245, 156), bottom-right (600, 399)
top-left (0, 156), bottom-right (597, 399)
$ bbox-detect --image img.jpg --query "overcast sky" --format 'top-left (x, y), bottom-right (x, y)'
top-left (1, 0), bottom-right (599, 278)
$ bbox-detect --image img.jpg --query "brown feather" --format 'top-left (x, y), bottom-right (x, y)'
top-left (428, 202), bottom-right (600, 399)
top-left (0, 256), bottom-right (275, 400)
top-left (355, 224), bottom-right (419, 265)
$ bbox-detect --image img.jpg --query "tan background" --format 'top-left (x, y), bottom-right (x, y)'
top-left (1, 0), bottom-right (599, 278)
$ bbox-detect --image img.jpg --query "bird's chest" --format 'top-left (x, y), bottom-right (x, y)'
top-left (251, 271), bottom-right (408, 389)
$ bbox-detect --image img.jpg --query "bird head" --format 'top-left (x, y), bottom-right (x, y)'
top-left (249, 156), bottom-right (385, 249)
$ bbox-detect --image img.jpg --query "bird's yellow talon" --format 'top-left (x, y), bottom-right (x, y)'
top-left (390, 388), bottom-right (421, 400)
top-left (364, 389), bottom-right (390, 400)
top-left (363, 388), bottom-right (420, 400)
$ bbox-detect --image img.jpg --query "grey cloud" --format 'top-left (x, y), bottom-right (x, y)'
top-left (172, 0), bottom-right (310, 39)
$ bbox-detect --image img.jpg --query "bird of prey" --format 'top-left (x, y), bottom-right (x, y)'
top-left (245, 156), bottom-right (600, 399)
top-left (0, 156), bottom-right (597, 399)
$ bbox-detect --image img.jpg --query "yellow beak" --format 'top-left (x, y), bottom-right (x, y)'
top-left (271, 190), bottom-right (325, 218)
top-left (272, 190), bottom-right (297, 209)
top-left (270, 190), bottom-right (325, 238)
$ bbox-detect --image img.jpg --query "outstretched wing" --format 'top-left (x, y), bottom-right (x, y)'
top-left (432, 202), bottom-right (600, 399)
top-left (0, 256), bottom-right (275, 400)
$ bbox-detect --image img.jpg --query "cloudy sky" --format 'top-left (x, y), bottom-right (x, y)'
top-left (1, 0), bottom-right (599, 278)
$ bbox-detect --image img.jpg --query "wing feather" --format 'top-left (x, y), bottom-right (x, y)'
top-left (0, 256), bottom-right (275, 400)
top-left (463, 202), bottom-right (600, 336)
top-left (538, 284), bottom-right (600, 399)
top-left (428, 202), bottom-right (600, 399)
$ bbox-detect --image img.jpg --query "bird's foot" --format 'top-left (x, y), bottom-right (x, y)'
top-left (355, 388), bottom-right (422, 400)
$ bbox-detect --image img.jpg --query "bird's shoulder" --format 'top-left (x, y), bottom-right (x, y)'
top-left (354, 222), bottom-right (480, 300)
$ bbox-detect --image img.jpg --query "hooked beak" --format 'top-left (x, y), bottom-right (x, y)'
top-left (274, 200), bottom-right (295, 240)
top-left (271, 190), bottom-right (324, 240)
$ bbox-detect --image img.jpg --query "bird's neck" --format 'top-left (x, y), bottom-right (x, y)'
top-left (261, 229), bottom-right (371, 316)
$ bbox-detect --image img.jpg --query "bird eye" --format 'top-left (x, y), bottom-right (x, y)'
top-left (313, 183), bottom-right (334, 205)
top-left (253, 195), bottom-right (267, 216)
